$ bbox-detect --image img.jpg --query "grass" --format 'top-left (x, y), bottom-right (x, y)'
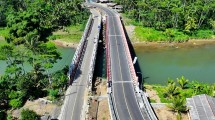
top-left (135, 27), bottom-right (167, 42)
top-left (121, 14), bottom-right (215, 42)
top-left (48, 23), bottom-right (86, 43)
top-left (152, 85), bottom-right (172, 103)
top-left (149, 98), bottom-right (156, 103)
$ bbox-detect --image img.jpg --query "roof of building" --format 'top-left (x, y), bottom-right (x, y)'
top-left (186, 94), bottom-right (215, 120)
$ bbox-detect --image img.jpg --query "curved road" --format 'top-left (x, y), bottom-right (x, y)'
top-left (89, 3), bottom-right (151, 120)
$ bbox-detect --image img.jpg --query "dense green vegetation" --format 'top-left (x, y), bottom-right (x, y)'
top-left (0, 0), bottom-right (89, 119)
top-left (21, 109), bottom-right (39, 120)
top-left (48, 24), bottom-right (86, 43)
top-left (118, 0), bottom-right (215, 42)
top-left (151, 76), bottom-right (215, 103)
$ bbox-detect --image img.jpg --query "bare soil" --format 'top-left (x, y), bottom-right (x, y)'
top-left (154, 106), bottom-right (189, 120)
top-left (88, 78), bottom-right (110, 120)
top-left (52, 40), bottom-right (78, 48)
top-left (12, 98), bottom-right (60, 119)
top-left (145, 85), bottom-right (161, 103)
top-left (145, 85), bottom-right (189, 120)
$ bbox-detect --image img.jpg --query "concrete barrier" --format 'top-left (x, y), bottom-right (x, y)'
top-left (88, 12), bottom-right (102, 87)
top-left (58, 15), bottom-right (94, 120)
top-left (68, 15), bottom-right (93, 85)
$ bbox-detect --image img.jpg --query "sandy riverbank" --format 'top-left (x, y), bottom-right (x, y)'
top-left (52, 40), bottom-right (79, 48)
top-left (53, 38), bottom-right (215, 49)
top-left (132, 39), bottom-right (215, 49)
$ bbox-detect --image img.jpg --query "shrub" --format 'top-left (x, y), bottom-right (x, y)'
top-left (48, 89), bottom-right (59, 99)
top-left (135, 27), bottom-right (166, 42)
top-left (194, 29), bottom-right (213, 39)
top-left (9, 98), bottom-right (22, 108)
top-left (21, 109), bottom-right (39, 120)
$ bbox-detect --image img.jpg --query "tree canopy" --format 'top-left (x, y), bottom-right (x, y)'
top-left (0, 0), bottom-right (88, 118)
top-left (117, 0), bottom-right (215, 32)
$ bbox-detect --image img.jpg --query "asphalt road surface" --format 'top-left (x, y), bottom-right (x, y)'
top-left (89, 3), bottom-right (151, 120)
top-left (59, 9), bottom-right (101, 120)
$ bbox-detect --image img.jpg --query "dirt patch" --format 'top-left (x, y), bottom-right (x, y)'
top-left (12, 98), bottom-right (60, 119)
top-left (145, 85), bottom-right (160, 103)
top-left (154, 106), bottom-right (189, 120)
top-left (97, 99), bottom-right (110, 120)
top-left (125, 25), bottom-right (136, 41)
top-left (0, 36), bottom-right (4, 40)
top-left (88, 98), bottom-right (99, 119)
top-left (88, 78), bottom-right (110, 120)
top-left (52, 40), bottom-right (78, 48)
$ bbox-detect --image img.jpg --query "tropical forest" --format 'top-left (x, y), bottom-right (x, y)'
top-left (0, 0), bottom-right (215, 120)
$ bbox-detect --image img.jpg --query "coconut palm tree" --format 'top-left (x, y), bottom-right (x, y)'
top-left (167, 96), bottom-right (187, 120)
top-left (177, 76), bottom-right (189, 89)
top-left (164, 81), bottom-right (180, 98)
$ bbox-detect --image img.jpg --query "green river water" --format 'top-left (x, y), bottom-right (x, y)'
top-left (1, 44), bottom-right (215, 85)
top-left (0, 47), bottom-right (75, 75)
top-left (134, 44), bottom-right (215, 85)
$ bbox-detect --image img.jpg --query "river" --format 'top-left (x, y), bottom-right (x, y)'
top-left (134, 44), bottom-right (215, 85)
top-left (1, 44), bottom-right (215, 85)
top-left (0, 47), bottom-right (75, 75)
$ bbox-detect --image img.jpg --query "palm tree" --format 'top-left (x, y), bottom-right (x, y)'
top-left (177, 76), bottom-right (189, 89)
top-left (164, 81), bottom-right (180, 98)
top-left (167, 96), bottom-right (187, 120)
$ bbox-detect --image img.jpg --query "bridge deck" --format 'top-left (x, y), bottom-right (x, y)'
top-left (59, 9), bottom-right (101, 120)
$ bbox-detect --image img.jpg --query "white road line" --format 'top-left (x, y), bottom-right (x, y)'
top-left (116, 16), bottom-right (145, 119)
top-left (109, 17), bottom-right (121, 120)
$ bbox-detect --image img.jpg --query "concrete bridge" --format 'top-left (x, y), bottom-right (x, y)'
top-left (58, 1), bottom-right (157, 120)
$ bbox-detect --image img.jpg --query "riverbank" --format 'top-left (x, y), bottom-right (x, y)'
top-left (52, 40), bottom-right (78, 48)
top-left (52, 36), bottom-right (215, 49)
top-left (133, 39), bottom-right (215, 49)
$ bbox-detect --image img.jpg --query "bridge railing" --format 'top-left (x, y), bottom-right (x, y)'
top-left (105, 15), bottom-right (118, 120)
top-left (116, 16), bottom-right (138, 86)
top-left (116, 15), bottom-right (158, 120)
top-left (88, 14), bottom-right (102, 87)
top-left (105, 16), bottom-right (112, 88)
top-left (68, 15), bottom-right (93, 85)
top-left (58, 15), bottom-right (94, 120)
top-left (140, 91), bottom-right (158, 120)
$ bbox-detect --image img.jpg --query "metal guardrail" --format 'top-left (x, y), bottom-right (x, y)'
top-left (140, 91), bottom-right (158, 120)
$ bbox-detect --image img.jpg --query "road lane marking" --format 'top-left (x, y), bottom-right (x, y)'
top-left (109, 17), bottom-right (120, 120)
top-left (116, 16), bottom-right (145, 119)
top-left (111, 16), bottom-right (133, 120)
